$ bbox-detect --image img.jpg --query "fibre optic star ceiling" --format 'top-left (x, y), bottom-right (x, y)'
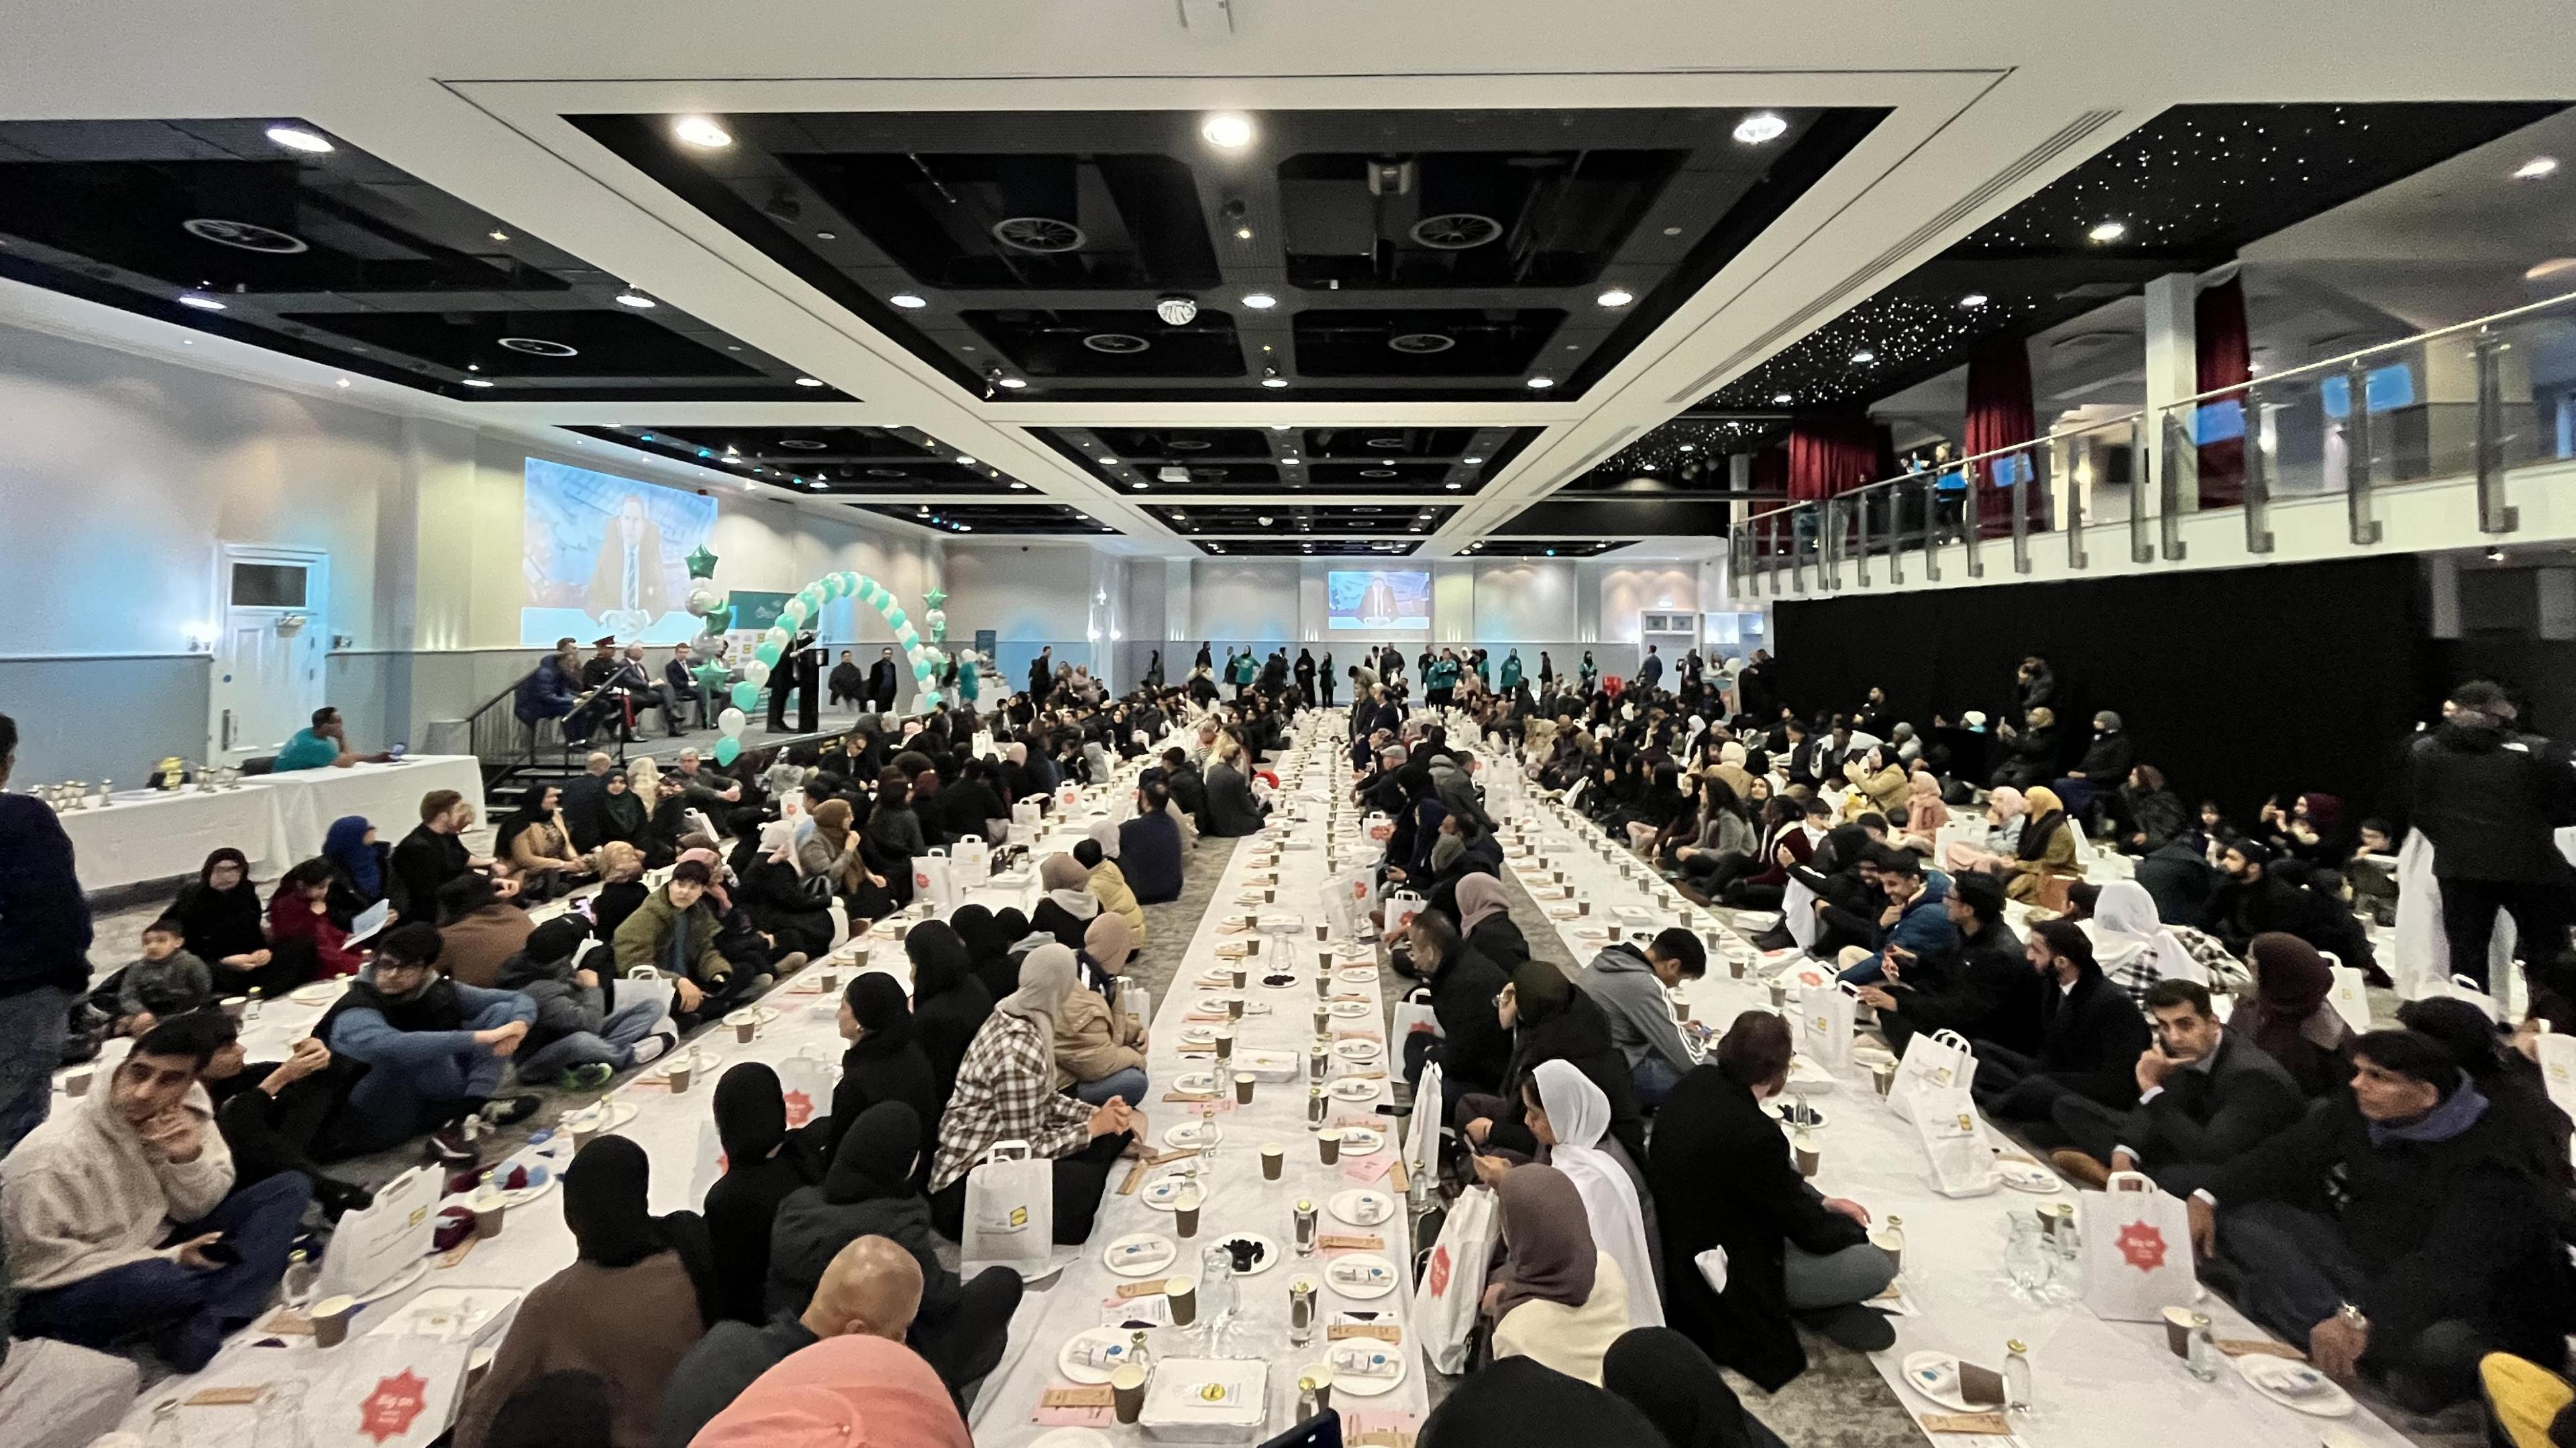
top-left (1150, 503), bottom-right (1456, 539)
top-left (0, 119), bottom-right (841, 400)
top-left (571, 105), bottom-right (1883, 402)
top-left (855, 501), bottom-right (1112, 535)
top-left (1032, 425), bottom-right (1541, 498)
top-left (570, 425), bottom-right (1028, 494)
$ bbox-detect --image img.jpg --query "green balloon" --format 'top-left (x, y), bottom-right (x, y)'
top-left (885, 608), bottom-right (908, 630)
top-left (731, 681), bottom-right (760, 710)
top-left (712, 736), bottom-right (740, 766)
top-left (755, 642), bottom-right (783, 667)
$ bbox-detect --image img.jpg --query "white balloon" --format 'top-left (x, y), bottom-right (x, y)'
top-left (765, 626), bottom-right (792, 649)
top-left (717, 708), bottom-right (748, 738)
top-left (742, 659), bottom-right (771, 687)
top-left (923, 608), bottom-right (947, 632)
top-left (780, 600), bottom-right (808, 625)
top-left (684, 585), bottom-right (718, 617)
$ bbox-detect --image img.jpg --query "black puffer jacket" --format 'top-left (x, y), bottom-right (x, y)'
top-left (2407, 719), bottom-right (2574, 881)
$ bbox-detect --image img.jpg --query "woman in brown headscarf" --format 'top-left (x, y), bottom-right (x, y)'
top-left (801, 797), bottom-right (894, 924)
top-left (1484, 1164), bottom-right (1629, 1385)
top-left (2243, 932), bottom-right (2355, 1097)
top-left (1893, 769), bottom-right (1951, 855)
top-left (1052, 912), bottom-right (1146, 1105)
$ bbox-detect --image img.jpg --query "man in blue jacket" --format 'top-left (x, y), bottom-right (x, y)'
top-left (1835, 853), bottom-right (1956, 986)
top-left (315, 924), bottom-right (537, 1166)
top-left (0, 713), bottom-right (91, 1154)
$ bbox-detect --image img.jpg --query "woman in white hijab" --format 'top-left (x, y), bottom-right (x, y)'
top-left (1527, 1059), bottom-right (1664, 1329)
top-left (2080, 879), bottom-right (2204, 1003)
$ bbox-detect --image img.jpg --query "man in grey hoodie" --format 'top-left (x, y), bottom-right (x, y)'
top-left (1427, 752), bottom-right (1489, 835)
top-left (1578, 927), bottom-right (1707, 1107)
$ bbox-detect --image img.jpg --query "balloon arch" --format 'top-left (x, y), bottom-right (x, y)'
top-left (684, 555), bottom-right (973, 764)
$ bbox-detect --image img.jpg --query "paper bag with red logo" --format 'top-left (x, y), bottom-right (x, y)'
top-left (2078, 1170), bottom-right (2196, 1321)
top-left (1418, 1183), bottom-right (1498, 1374)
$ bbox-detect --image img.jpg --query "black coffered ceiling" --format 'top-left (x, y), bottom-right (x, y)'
top-left (1701, 101), bottom-right (2565, 414)
top-left (1152, 503), bottom-right (1454, 538)
top-left (570, 425), bottom-right (1027, 494)
top-left (1034, 425), bottom-right (1539, 498)
top-left (857, 501), bottom-right (1113, 535)
top-left (0, 119), bottom-right (842, 401)
top-left (1463, 538), bottom-right (1629, 557)
top-left (572, 105), bottom-right (1883, 403)
top-left (1195, 538), bottom-right (1422, 557)
top-left (1562, 414), bottom-right (1792, 493)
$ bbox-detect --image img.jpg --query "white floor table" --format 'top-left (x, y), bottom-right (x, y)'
top-left (256, 756), bottom-right (486, 866)
top-left (54, 781), bottom-right (292, 893)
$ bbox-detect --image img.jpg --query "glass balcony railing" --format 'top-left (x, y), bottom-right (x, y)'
top-left (1723, 288), bottom-right (2576, 600)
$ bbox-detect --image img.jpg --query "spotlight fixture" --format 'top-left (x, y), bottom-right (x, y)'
top-left (1281, 458), bottom-right (1300, 467)
top-left (2515, 156), bottom-right (2561, 181)
top-left (1261, 368), bottom-right (1288, 389)
top-left (672, 116), bottom-right (733, 149)
top-left (792, 377), bottom-right (825, 388)
top-left (1462, 456), bottom-right (1483, 465)
top-left (954, 455), bottom-right (975, 465)
top-left (890, 293), bottom-right (928, 309)
top-left (1201, 113), bottom-right (1255, 150)
top-left (461, 378), bottom-right (494, 389)
top-left (264, 125), bottom-right (333, 154)
top-left (1525, 377), bottom-right (1556, 390)
top-left (1156, 295), bottom-right (1200, 326)
top-left (1240, 292), bottom-right (1278, 310)
top-left (333, 377), bottom-right (351, 388)
top-left (1732, 113), bottom-right (1788, 145)
top-left (1959, 292), bottom-right (1989, 309)
top-left (1270, 424), bottom-right (1293, 432)
top-left (998, 376), bottom-right (1028, 390)
top-left (1595, 287), bottom-right (1635, 308)
top-left (1132, 481), bottom-right (1150, 490)
top-left (1678, 443), bottom-right (1696, 453)
top-left (177, 293), bottom-right (226, 311)
top-left (2087, 219), bottom-right (2128, 243)
top-left (1446, 482), bottom-right (1462, 490)
top-left (1850, 349), bottom-right (1876, 364)
top-left (2487, 546), bottom-right (2508, 563)
top-left (1009, 480), bottom-right (1029, 490)
top-left (487, 230), bottom-right (510, 243)
top-left (613, 288), bottom-right (657, 309)
top-left (1772, 392), bottom-right (1794, 404)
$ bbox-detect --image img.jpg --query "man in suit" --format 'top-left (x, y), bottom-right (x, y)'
top-left (766, 630), bottom-right (821, 734)
top-left (2046, 977), bottom-right (2303, 1188)
top-left (1648, 1012), bottom-right (1898, 1391)
top-left (1970, 920), bottom-right (2151, 1141)
top-left (1026, 647), bottom-right (1053, 704)
top-left (664, 643), bottom-right (712, 732)
top-left (866, 647), bottom-right (900, 715)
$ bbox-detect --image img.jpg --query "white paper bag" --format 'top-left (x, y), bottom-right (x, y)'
top-left (912, 848), bottom-right (959, 912)
top-left (1404, 1059), bottom-right (1444, 1188)
top-left (1394, 989), bottom-right (1444, 1048)
top-left (2538, 1032), bottom-right (2576, 1130)
top-left (1055, 781), bottom-right (1083, 813)
top-left (1888, 1028), bottom-right (1977, 1125)
top-left (2426, 971), bottom-right (2504, 1022)
top-left (973, 730), bottom-right (997, 759)
top-left (949, 834), bottom-right (991, 883)
top-left (1012, 797), bottom-right (1044, 830)
top-left (1782, 875), bottom-right (1820, 952)
top-left (1325, 864), bottom-right (1380, 940)
top-left (315, 1165), bottom-right (440, 1302)
top-left (774, 1048), bottom-right (837, 1133)
top-left (2326, 965), bottom-right (2374, 1036)
top-left (1418, 1184), bottom-right (1499, 1374)
top-left (961, 1140), bottom-right (1055, 1273)
top-left (1362, 811), bottom-right (1395, 846)
top-left (2078, 1171), bottom-right (2198, 1321)
top-left (1383, 889), bottom-right (1428, 943)
top-left (1911, 1084), bottom-right (1997, 1196)
top-left (1799, 981), bottom-right (1859, 1074)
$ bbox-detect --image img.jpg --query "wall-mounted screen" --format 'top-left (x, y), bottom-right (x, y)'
top-left (1327, 569), bottom-right (1432, 631)
top-left (519, 459), bottom-right (718, 645)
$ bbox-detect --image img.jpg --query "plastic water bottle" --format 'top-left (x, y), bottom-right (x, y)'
top-left (2003, 1339), bottom-right (2033, 1413)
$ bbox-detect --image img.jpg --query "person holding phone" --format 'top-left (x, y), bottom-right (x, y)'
top-left (0, 1011), bottom-right (310, 1370)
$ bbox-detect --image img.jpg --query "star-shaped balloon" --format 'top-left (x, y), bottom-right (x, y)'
top-left (685, 545), bottom-right (720, 579)
top-left (700, 603), bottom-right (733, 634)
top-left (922, 588), bottom-right (948, 610)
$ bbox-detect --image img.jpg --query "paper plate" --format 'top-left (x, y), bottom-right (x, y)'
top-left (1337, 967), bottom-right (1377, 985)
top-left (1898, 1351), bottom-right (1987, 1412)
top-left (1325, 1252), bottom-right (1399, 1300)
top-left (1163, 1119), bottom-right (1224, 1149)
top-left (288, 981), bottom-right (345, 1005)
top-left (1330, 1188), bottom-right (1396, 1227)
top-left (1030, 1429), bottom-right (1115, 1448)
top-left (2233, 1353), bottom-right (2355, 1416)
top-left (1327, 1342), bottom-right (1409, 1398)
top-left (1193, 994), bottom-right (1239, 1015)
top-left (556, 1099), bottom-right (638, 1135)
top-left (1057, 1327), bottom-right (1148, 1383)
top-left (1140, 1172), bottom-right (1197, 1212)
top-left (1178, 1025), bottom-right (1221, 1046)
top-left (1994, 1157), bottom-right (2061, 1193)
top-left (1328, 1000), bottom-right (1373, 1020)
top-left (1336, 1127), bottom-right (1387, 1156)
top-left (1330, 1078), bottom-right (1382, 1102)
top-left (1102, 1232), bottom-right (1179, 1279)
top-left (1171, 1070), bottom-right (1220, 1097)
top-left (1333, 1038), bottom-right (1383, 1062)
top-left (1212, 1231), bottom-right (1282, 1276)
top-left (494, 1158), bottom-right (558, 1209)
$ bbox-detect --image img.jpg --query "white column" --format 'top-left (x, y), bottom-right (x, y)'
top-left (2142, 273), bottom-right (2198, 513)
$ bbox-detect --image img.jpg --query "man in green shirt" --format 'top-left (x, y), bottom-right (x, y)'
top-left (271, 707), bottom-right (388, 771)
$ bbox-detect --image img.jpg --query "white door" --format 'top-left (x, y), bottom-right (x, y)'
top-left (211, 547), bottom-right (328, 761)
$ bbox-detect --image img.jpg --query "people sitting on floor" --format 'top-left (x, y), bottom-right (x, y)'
top-left (927, 946), bottom-right (1138, 1245)
top-left (1576, 926), bottom-right (1705, 1107)
top-left (1416, 1356), bottom-right (1672, 1448)
top-left (611, 858), bottom-right (745, 1027)
top-left (684, 1333), bottom-right (972, 1448)
top-left (768, 1103), bottom-right (1024, 1400)
top-left (2395, 996), bottom-right (2575, 1190)
top-left (1485, 1164), bottom-right (1633, 1386)
top-left (1116, 779), bottom-right (1186, 904)
top-left (391, 788), bottom-right (494, 921)
top-left (496, 783), bottom-right (591, 899)
top-left (1454, 871), bottom-right (1532, 970)
top-left (2240, 932), bottom-right (2358, 1099)
top-left (1473, 1060), bottom-right (1664, 1330)
top-left (1028, 852), bottom-right (1102, 954)
top-left (1399, 912), bottom-right (1513, 1124)
top-left (704, 1064), bottom-right (822, 1327)
top-left (193, 1012), bottom-right (372, 1218)
top-left (819, 974), bottom-right (941, 1180)
top-left (1057, 913), bottom-right (1149, 1105)
top-left (735, 819), bottom-right (837, 962)
top-left (2202, 838), bottom-right (2309, 957)
top-left (1200, 734), bottom-right (1270, 836)
top-left (2073, 878), bottom-right (2198, 1005)
top-left (496, 915), bottom-right (675, 1089)
top-left (1969, 920), bottom-right (2150, 1139)
top-left (1, 1012), bottom-right (310, 1372)
top-left (903, 921), bottom-right (995, 1104)
top-left (1601, 1327), bottom-right (1785, 1448)
top-left (453, 1137), bottom-right (717, 1448)
top-left (1941, 785), bottom-right (2026, 877)
top-left (268, 858), bottom-right (365, 980)
top-left (657, 1233), bottom-right (921, 1448)
top-left (167, 848), bottom-right (277, 995)
top-left (437, 871), bottom-right (536, 989)
top-left (1459, 957), bottom-right (1648, 1168)
top-left (1648, 1011), bottom-right (1898, 1390)
top-left (317, 922), bottom-right (539, 1165)
top-left (1834, 852), bottom-right (1955, 987)
top-left (2044, 977), bottom-right (2304, 1190)
top-left (1077, 826), bottom-right (1146, 944)
top-left (2174, 1029), bottom-right (2576, 1414)
top-left (104, 915), bottom-right (211, 1038)
top-left (586, 842), bottom-right (649, 940)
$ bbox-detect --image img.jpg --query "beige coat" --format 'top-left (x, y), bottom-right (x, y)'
top-left (1053, 986), bottom-right (1146, 1089)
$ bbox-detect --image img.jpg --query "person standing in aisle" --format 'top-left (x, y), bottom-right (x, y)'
top-left (0, 714), bottom-right (91, 1153)
top-left (2406, 681), bottom-right (2575, 993)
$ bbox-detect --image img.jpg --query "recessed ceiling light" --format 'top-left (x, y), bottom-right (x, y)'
top-left (793, 377), bottom-right (825, 388)
top-left (461, 378), bottom-right (494, 388)
top-left (1271, 424), bottom-right (1293, 432)
top-left (1772, 392), bottom-right (1794, 404)
top-left (1261, 368), bottom-right (1288, 389)
top-left (672, 116), bottom-right (733, 149)
top-left (614, 288), bottom-right (657, 309)
top-left (264, 125), bottom-right (333, 154)
top-left (1010, 480), bottom-right (1028, 489)
top-left (954, 455), bottom-right (975, 465)
top-left (1240, 292), bottom-right (1278, 310)
top-left (1462, 456), bottom-right (1483, 465)
top-left (333, 377), bottom-right (351, 388)
top-left (1595, 287), bottom-right (1635, 308)
top-left (1201, 113), bottom-right (1255, 150)
top-left (1131, 481), bottom-right (1150, 490)
top-left (1678, 443), bottom-right (1696, 453)
top-left (177, 293), bottom-right (226, 311)
top-left (890, 293), bottom-right (928, 309)
top-left (2514, 156), bottom-right (2560, 181)
top-left (1851, 349), bottom-right (1875, 364)
top-left (1733, 113), bottom-right (1788, 145)
top-left (1525, 377), bottom-right (1556, 390)
top-left (1445, 482), bottom-right (1462, 490)
top-left (1282, 458), bottom-right (1300, 467)
top-left (1959, 292), bottom-right (1989, 309)
top-left (997, 376), bottom-right (1028, 389)
top-left (814, 230), bottom-right (837, 241)
top-left (2087, 219), bottom-right (2128, 243)
top-left (487, 230), bottom-right (510, 243)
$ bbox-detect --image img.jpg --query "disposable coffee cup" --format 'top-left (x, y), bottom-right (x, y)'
top-left (1112, 1363), bottom-right (1149, 1424)
top-left (1729, 954), bottom-right (1747, 980)
top-left (1768, 982), bottom-right (1789, 1009)
top-left (667, 1052), bottom-right (696, 1093)
top-left (890, 920), bottom-right (910, 940)
top-left (1234, 1072), bottom-right (1256, 1105)
top-left (312, 1294), bottom-right (358, 1347)
top-left (1175, 1188), bottom-right (1202, 1239)
top-left (1316, 924), bottom-right (1331, 942)
top-left (732, 1016), bottom-right (757, 1044)
top-left (1318, 1128), bottom-right (1342, 1165)
top-left (1262, 1142), bottom-right (1285, 1180)
top-left (1792, 1131), bottom-right (1819, 1178)
top-left (1166, 1276), bottom-right (1198, 1327)
top-left (1313, 1007), bottom-right (1331, 1034)
top-left (1872, 1060), bottom-right (1898, 1097)
top-left (1576, 900), bottom-right (1591, 916)
top-left (1246, 938), bottom-right (1262, 956)
top-left (1214, 1028), bottom-right (1234, 1062)
top-left (470, 1186), bottom-right (507, 1239)
top-left (63, 1066), bottom-right (93, 1098)
top-left (220, 996), bottom-right (249, 1021)
top-left (1264, 888), bottom-right (1277, 903)
top-left (817, 968), bottom-right (840, 992)
top-left (1228, 996), bottom-right (1246, 1021)
top-left (2163, 1304), bottom-right (2198, 1357)
top-left (1230, 966), bottom-right (1248, 990)
top-left (849, 945), bottom-right (870, 970)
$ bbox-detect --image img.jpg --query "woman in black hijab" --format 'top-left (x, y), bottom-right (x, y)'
top-left (1601, 1327), bottom-right (1772, 1448)
top-left (951, 903), bottom-right (1022, 1003)
top-left (905, 920), bottom-right (996, 1101)
top-left (170, 847), bottom-right (268, 974)
top-left (820, 973), bottom-right (941, 1180)
top-left (1462, 957), bottom-right (1648, 1166)
top-left (701, 1063), bottom-right (820, 1325)
top-left (1419, 1357), bottom-right (1669, 1448)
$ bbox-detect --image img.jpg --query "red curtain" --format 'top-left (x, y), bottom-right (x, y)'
top-left (1963, 338), bottom-right (2037, 535)
top-left (1786, 416), bottom-right (1881, 501)
top-left (1749, 445), bottom-right (1791, 553)
top-left (2194, 276), bottom-right (2251, 506)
